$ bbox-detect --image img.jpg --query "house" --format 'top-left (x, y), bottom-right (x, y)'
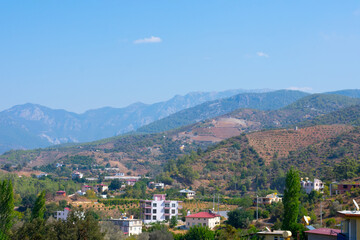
top-left (55, 163), bottom-right (63, 168)
top-left (255, 193), bottom-right (282, 205)
top-left (71, 171), bottom-right (83, 179)
top-left (55, 208), bottom-right (85, 221)
top-left (179, 189), bottom-right (196, 199)
top-left (36, 173), bottom-right (48, 178)
top-left (334, 183), bottom-right (360, 195)
top-left (304, 228), bottom-right (340, 240)
top-left (96, 184), bottom-right (109, 192)
top-left (185, 211), bottom-right (220, 230)
top-left (56, 190), bottom-right (66, 196)
top-left (148, 182), bottom-right (165, 189)
top-left (109, 215), bottom-right (142, 236)
top-left (140, 194), bottom-right (182, 224)
top-left (104, 176), bottom-right (141, 180)
top-left (126, 179), bottom-right (138, 186)
top-left (256, 230), bottom-right (292, 240)
top-left (81, 185), bottom-right (92, 192)
top-left (337, 207), bottom-right (360, 239)
top-left (55, 207), bottom-right (71, 220)
top-left (300, 177), bottom-right (324, 194)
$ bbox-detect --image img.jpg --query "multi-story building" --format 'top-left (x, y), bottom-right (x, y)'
top-left (334, 183), bottom-right (360, 195)
top-left (140, 194), bottom-right (181, 224)
top-left (254, 193), bottom-right (282, 205)
top-left (337, 206), bottom-right (360, 239)
top-left (300, 177), bottom-right (324, 194)
top-left (185, 211), bottom-right (220, 229)
top-left (179, 189), bottom-right (196, 199)
top-left (110, 216), bottom-right (142, 236)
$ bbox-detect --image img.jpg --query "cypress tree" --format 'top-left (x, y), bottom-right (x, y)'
top-left (282, 167), bottom-right (301, 233)
top-left (31, 190), bottom-right (46, 220)
top-left (0, 180), bottom-right (15, 237)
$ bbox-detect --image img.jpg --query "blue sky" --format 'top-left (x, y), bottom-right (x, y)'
top-left (0, 1), bottom-right (359, 113)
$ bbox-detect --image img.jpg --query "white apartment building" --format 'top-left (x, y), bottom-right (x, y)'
top-left (185, 211), bottom-right (221, 229)
top-left (110, 216), bottom-right (142, 236)
top-left (55, 207), bottom-right (71, 220)
top-left (300, 177), bottom-right (324, 194)
top-left (140, 194), bottom-right (182, 224)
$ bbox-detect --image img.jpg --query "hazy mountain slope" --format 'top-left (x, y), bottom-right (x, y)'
top-left (170, 94), bottom-right (360, 144)
top-left (0, 89), bottom-right (263, 153)
top-left (136, 90), bottom-right (309, 134)
top-left (328, 89), bottom-right (360, 99)
top-left (297, 104), bottom-right (360, 127)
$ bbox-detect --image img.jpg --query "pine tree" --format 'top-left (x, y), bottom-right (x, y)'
top-left (0, 180), bottom-right (15, 237)
top-left (31, 190), bottom-right (46, 220)
top-left (282, 167), bottom-right (301, 234)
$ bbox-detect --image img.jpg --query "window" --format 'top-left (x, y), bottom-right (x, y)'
top-left (172, 203), bottom-right (176, 208)
top-left (165, 216), bottom-right (169, 220)
top-left (171, 209), bottom-right (175, 214)
top-left (203, 223), bottom-right (206, 226)
top-left (146, 215), bottom-right (151, 220)
top-left (344, 185), bottom-right (348, 189)
top-left (165, 209), bottom-right (170, 214)
top-left (274, 237), bottom-right (278, 240)
top-left (165, 203), bottom-right (170, 208)
top-left (153, 209), bottom-right (157, 214)
top-left (153, 215), bottom-right (156, 220)
top-left (153, 203), bottom-right (157, 207)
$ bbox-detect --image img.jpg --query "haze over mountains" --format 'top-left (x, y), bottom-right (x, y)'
top-left (0, 88), bottom-right (359, 154)
top-left (0, 89), bottom-right (269, 153)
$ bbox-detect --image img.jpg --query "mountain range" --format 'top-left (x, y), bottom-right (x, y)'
top-left (0, 89), bottom-right (359, 155)
top-left (0, 89), bottom-right (269, 153)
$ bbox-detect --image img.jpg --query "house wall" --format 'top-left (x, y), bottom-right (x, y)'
top-left (306, 234), bottom-right (337, 240)
top-left (186, 217), bottom-right (220, 229)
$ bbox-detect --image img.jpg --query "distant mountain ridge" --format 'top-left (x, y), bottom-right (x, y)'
top-left (0, 88), bottom-right (270, 153)
top-left (136, 90), bottom-right (310, 133)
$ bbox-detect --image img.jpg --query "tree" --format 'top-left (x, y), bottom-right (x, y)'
top-left (109, 179), bottom-right (122, 190)
top-left (227, 208), bottom-right (254, 229)
top-left (0, 180), bottom-right (15, 237)
top-left (184, 225), bottom-right (215, 240)
top-left (31, 190), bottom-right (46, 220)
top-left (282, 167), bottom-right (301, 235)
top-left (170, 216), bottom-right (178, 228)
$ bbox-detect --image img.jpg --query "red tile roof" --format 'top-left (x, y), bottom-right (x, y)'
top-left (186, 212), bottom-right (221, 218)
top-left (305, 228), bottom-right (340, 236)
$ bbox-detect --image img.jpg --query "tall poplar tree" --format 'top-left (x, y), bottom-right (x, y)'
top-left (31, 190), bottom-right (46, 220)
top-left (282, 167), bottom-right (301, 233)
top-left (0, 180), bottom-right (15, 237)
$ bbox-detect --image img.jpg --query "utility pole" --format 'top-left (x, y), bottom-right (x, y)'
top-left (320, 198), bottom-right (322, 227)
top-left (213, 194), bottom-right (215, 212)
top-left (256, 195), bottom-right (259, 221)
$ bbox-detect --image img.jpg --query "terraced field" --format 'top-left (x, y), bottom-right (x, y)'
top-left (247, 124), bottom-right (354, 163)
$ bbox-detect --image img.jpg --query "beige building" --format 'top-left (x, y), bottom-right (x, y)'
top-left (255, 193), bottom-right (282, 205)
top-left (185, 211), bottom-right (220, 230)
top-left (256, 230), bottom-right (292, 240)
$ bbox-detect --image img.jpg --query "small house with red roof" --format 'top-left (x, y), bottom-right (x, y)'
top-left (81, 185), bottom-right (92, 192)
top-left (185, 211), bottom-right (221, 229)
top-left (305, 228), bottom-right (340, 240)
top-left (56, 190), bottom-right (66, 197)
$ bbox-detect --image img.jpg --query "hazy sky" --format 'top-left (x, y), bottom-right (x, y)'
top-left (1, 1), bottom-right (359, 113)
